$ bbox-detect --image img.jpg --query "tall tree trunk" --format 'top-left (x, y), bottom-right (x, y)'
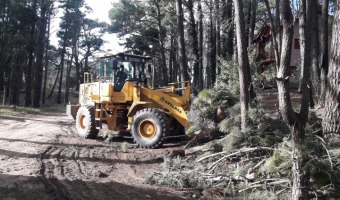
top-left (215, 0), bottom-right (220, 81)
top-left (186, 0), bottom-right (199, 92)
top-left (48, 67), bottom-right (60, 99)
top-left (319, 0), bottom-right (329, 107)
top-left (297, 0), bottom-right (311, 93)
top-left (33, 0), bottom-right (47, 108)
top-left (25, 0), bottom-right (37, 106)
top-left (169, 29), bottom-right (175, 83)
top-left (208, 0), bottom-right (216, 87)
top-left (57, 42), bottom-right (67, 104)
top-left (42, 1), bottom-right (51, 105)
top-left (234, 0), bottom-right (250, 130)
top-left (323, 2), bottom-right (340, 134)
top-left (310, 0), bottom-right (320, 81)
top-left (155, 0), bottom-right (168, 85)
top-left (309, 0), bottom-right (319, 109)
top-left (264, 0), bottom-right (280, 68)
top-left (64, 53), bottom-right (73, 106)
top-left (198, 0), bottom-right (204, 91)
top-left (277, 1), bottom-right (311, 199)
top-left (176, 0), bottom-right (190, 82)
top-left (74, 53), bottom-right (81, 91)
top-left (248, 0), bottom-right (257, 47)
top-left (10, 55), bottom-right (23, 106)
top-left (275, 0), bottom-right (281, 54)
top-left (221, 0), bottom-right (234, 59)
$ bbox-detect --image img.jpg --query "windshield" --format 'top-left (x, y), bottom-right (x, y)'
top-left (99, 55), bottom-right (150, 83)
top-left (117, 61), bottom-right (146, 82)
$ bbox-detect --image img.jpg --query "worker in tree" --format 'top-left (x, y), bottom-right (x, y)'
top-left (116, 65), bottom-right (127, 84)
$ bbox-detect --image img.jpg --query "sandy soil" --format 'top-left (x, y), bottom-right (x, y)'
top-left (0, 111), bottom-right (195, 200)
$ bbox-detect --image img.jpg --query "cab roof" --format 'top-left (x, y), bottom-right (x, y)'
top-left (100, 52), bottom-right (152, 61)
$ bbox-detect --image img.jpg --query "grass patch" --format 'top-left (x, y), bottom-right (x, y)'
top-left (0, 106), bottom-right (41, 117)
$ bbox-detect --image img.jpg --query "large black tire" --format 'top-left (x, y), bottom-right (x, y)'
top-left (75, 106), bottom-right (99, 139)
top-left (131, 108), bottom-right (167, 148)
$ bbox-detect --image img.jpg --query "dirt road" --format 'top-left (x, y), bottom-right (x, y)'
top-left (0, 111), bottom-right (193, 200)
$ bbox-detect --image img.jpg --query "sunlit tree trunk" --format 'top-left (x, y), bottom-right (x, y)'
top-left (275, 0), bottom-right (281, 53)
top-left (234, 0), bottom-right (250, 129)
top-left (323, 3), bottom-right (340, 134)
top-left (277, 1), bottom-right (311, 199)
top-left (319, 0), bottom-right (329, 107)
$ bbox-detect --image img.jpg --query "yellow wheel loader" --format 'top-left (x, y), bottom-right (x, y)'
top-left (66, 53), bottom-right (191, 148)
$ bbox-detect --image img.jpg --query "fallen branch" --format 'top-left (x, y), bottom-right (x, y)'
top-left (196, 147), bottom-right (273, 169)
top-left (238, 179), bottom-right (290, 193)
top-left (197, 146), bottom-right (291, 163)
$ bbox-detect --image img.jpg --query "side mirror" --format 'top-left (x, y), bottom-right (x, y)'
top-left (112, 59), bottom-right (118, 71)
top-left (147, 64), bottom-right (152, 74)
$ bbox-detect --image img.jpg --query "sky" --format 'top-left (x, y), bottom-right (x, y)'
top-left (50, 0), bottom-right (124, 55)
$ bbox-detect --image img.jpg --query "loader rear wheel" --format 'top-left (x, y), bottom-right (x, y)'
top-left (131, 108), bottom-right (167, 148)
top-left (76, 106), bottom-right (98, 139)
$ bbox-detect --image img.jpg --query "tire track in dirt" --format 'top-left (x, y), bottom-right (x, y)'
top-left (36, 118), bottom-right (94, 199)
top-left (38, 146), bottom-right (72, 200)
top-left (28, 113), bottom-right (191, 200)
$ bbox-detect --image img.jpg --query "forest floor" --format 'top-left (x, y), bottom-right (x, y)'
top-left (0, 107), bottom-right (196, 200)
top-left (0, 88), bottom-right (320, 200)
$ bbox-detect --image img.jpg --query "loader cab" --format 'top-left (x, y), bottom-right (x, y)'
top-left (99, 53), bottom-right (152, 91)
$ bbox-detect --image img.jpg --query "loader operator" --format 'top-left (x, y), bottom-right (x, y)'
top-left (115, 64), bottom-right (127, 91)
top-left (116, 65), bottom-right (127, 84)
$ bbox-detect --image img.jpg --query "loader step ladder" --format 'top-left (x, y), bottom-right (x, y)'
top-left (95, 103), bottom-right (106, 129)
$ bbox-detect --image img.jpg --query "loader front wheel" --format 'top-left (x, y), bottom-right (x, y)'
top-left (76, 106), bottom-right (98, 139)
top-left (131, 108), bottom-right (167, 148)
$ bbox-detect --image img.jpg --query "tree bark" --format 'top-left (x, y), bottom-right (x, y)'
top-left (48, 66), bottom-right (60, 99)
top-left (310, 0), bottom-right (320, 81)
top-left (264, 0), bottom-right (280, 68)
top-left (277, 1), bottom-right (311, 199)
top-left (176, 0), bottom-right (190, 82)
top-left (185, 0), bottom-right (199, 92)
top-left (198, 0), bottom-right (204, 91)
top-left (248, 0), bottom-right (257, 47)
top-left (319, 0), bottom-right (329, 107)
top-left (221, 0), bottom-right (234, 59)
top-left (42, 1), bottom-right (51, 105)
top-left (57, 43), bottom-right (66, 104)
top-left (208, 0), bottom-right (216, 87)
top-left (215, 0), bottom-right (220, 81)
top-left (154, 0), bottom-right (168, 85)
top-left (25, 0), bottom-right (37, 107)
top-left (33, 0), bottom-right (48, 108)
top-left (233, 0), bottom-right (250, 130)
top-left (275, 0), bottom-right (281, 54)
top-left (64, 52), bottom-right (73, 106)
top-left (323, 2), bottom-right (340, 134)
